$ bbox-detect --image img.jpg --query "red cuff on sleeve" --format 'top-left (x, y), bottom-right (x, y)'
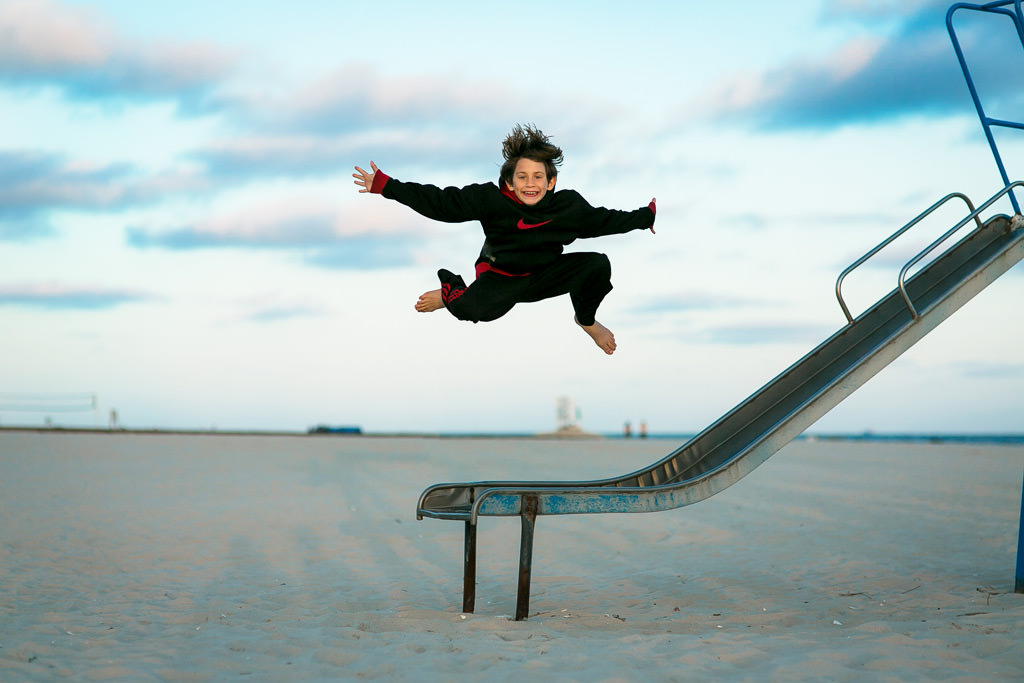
top-left (370, 170), bottom-right (390, 194)
top-left (648, 198), bottom-right (656, 215)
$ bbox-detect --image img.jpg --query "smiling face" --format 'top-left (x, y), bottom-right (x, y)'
top-left (506, 158), bottom-right (556, 205)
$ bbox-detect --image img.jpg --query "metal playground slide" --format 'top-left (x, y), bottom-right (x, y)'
top-left (418, 2), bottom-right (1024, 619)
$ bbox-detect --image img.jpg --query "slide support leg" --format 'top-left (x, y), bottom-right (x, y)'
top-left (463, 519), bottom-right (477, 613)
top-left (515, 495), bottom-right (539, 621)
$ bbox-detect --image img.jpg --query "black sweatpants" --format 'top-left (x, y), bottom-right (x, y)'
top-left (443, 252), bottom-right (613, 326)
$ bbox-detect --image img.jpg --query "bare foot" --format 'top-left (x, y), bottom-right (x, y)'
top-left (576, 317), bottom-right (617, 355)
top-left (415, 289), bottom-right (444, 312)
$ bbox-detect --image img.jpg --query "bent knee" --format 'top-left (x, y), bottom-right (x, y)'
top-left (447, 299), bottom-right (506, 323)
top-left (575, 252), bottom-right (610, 275)
top-left (581, 253), bottom-right (611, 283)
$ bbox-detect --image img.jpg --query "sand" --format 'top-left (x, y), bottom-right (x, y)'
top-left (0, 430), bottom-right (1022, 680)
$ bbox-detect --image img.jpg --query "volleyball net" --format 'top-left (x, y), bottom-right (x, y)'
top-left (0, 392), bottom-right (99, 426)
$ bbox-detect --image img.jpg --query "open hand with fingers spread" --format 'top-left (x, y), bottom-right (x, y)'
top-left (353, 161), bottom-right (380, 193)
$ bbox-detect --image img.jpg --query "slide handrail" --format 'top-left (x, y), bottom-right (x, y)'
top-left (899, 181), bottom-right (1024, 318)
top-left (835, 192), bottom-right (979, 323)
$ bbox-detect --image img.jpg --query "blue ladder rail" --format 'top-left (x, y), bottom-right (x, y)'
top-left (947, 1), bottom-right (1024, 214)
top-left (1017, 468), bottom-right (1024, 593)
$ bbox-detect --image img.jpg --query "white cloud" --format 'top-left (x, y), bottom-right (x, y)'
top-left (0, 0), bottom-right (235, 104)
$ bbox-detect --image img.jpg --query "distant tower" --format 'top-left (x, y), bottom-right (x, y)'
top-left (556, 396), bottom-right (581, 431)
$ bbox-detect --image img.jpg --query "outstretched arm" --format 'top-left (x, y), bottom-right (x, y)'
top-left (352, 165), bottom-right (490, 223)
top-left (576, 194), bottom-right (658, 239)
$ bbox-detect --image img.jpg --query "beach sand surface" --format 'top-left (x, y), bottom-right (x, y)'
top-left (1, 431), bottom-right (1022, 680)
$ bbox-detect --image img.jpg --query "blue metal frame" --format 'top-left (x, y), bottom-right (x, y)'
top-left (950, 1), bottom-right (1024, 598)
top-left (1017, 470), bottom-right (1024, 593)
top-left (947, 1), bottom-right (1024, 214)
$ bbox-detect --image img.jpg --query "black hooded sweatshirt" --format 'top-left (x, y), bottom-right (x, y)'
top-left (372, 171), bottom-right (655, 276)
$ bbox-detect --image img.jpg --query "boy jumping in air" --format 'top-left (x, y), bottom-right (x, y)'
top-left (353, 124), bottom-right (656, 355)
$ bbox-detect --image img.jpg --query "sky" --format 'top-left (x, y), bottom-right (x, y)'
top-left (1, 0), bottom-right (1023, 435)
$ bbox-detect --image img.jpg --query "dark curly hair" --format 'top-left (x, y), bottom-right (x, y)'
top-left (499, 124), bottom-right (564, 187)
